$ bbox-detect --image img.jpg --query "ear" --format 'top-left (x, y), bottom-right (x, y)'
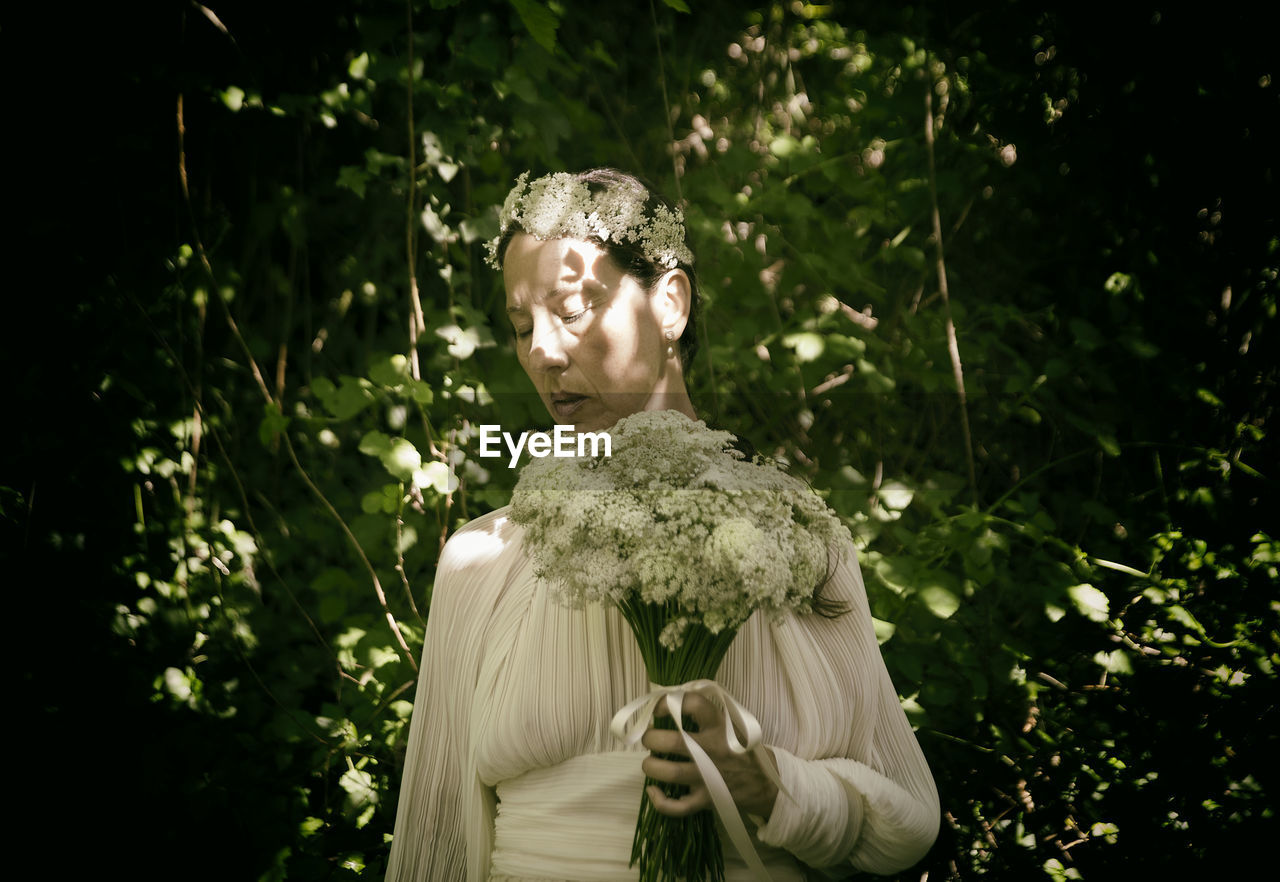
top-left (652, 268), bottom-right (692, 342)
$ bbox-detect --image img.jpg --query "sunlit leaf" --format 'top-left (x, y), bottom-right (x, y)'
top-left (1068, 583), bottom-right (1109, 623)
top-left (920, 584), bottom-right (960, 619)
top-left (509, 0), bottom-right (560, 53)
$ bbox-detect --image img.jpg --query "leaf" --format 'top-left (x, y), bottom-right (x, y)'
top-left (509, 0), bottom-right (559, 53)
top-left (1068, 318), bottom-right (1103, 350)
top-left (878, 481), bottom-right (914, 511)
top-left (361, 434), bottom-right (421, 481)
top-left (856, 359), bottom-right (895, 393)
top-left (310, 568), bottom-right (357, 594)
top-left (339, 767), bottom-right (377, 808)
top-left (318, 594), bottom-right (347, 624)
top-left (414, 461), bottom-right (458, 495)
top-left (336, 165), bottom-right (368, 198)
top-left (259, 401), bottom-right (289, 446)
top-left (358, 431), bottom-right (391, 458)
top-left (782, 332), bottom-right (824, 362)
top-left (408, 378), bottom-right (434, 405)
top-left (315, 376), bottom-right (375, 420)
top-left (436, 324), bottom-right (483, 359)
top-left (661, 0), bottom-right (692, 12)
top-left (920, 584), bottom-right (961, 619)
top-left (1068, 583), bottom-right (1109, 623)
top-left (770, 135), bottom-right (802, 158)
top-left (1093, 649), bottom-right (1133, 675)
top-left (369, 353), bottom-right (411, 387)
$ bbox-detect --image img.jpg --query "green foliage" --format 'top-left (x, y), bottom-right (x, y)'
top-left (16, 1), bottom-right (1274, 879)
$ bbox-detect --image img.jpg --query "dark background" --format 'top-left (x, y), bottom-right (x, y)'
top-left (7, 1), bottom-right (1276, 878)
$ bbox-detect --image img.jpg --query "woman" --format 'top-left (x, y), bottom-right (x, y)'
top-left (386, 169), bottom-right (940, 881)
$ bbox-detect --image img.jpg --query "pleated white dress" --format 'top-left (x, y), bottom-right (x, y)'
top-left (385, 506), bottom-right (939, 882)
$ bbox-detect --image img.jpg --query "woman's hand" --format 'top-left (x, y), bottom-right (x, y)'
top-left (640, 691), bottom-right (780, 819)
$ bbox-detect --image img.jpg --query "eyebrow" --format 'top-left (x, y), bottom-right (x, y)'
top-left (506, 287), bottom-right (582, 314)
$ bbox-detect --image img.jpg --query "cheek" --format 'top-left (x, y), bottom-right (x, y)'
top-left (592, 326), bottom-right (652, 385)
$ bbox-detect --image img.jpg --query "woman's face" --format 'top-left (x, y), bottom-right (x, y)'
top-left (503, 233), bottom-right (683, 433)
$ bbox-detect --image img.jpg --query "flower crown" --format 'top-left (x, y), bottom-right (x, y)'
top-left (484, 171), bottom-right (695, 271)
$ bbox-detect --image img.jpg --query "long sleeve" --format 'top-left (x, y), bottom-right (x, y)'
top-left (751, 547), bottom-right (940, 876)
top-left (385, 510), bottom-right (514, 882)
top-left (387, 508), bottom-right (939, 881)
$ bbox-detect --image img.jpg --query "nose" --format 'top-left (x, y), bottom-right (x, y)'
top-left (526, 319), bottom-right (570, 374)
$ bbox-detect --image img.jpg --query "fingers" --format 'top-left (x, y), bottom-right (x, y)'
top-left (641, 726), bottom-right (690, 756)
top-left (646, 783), bottom-right (711, 818)
top-left (641, 753), bottom-right (702, 786)
top-left (641, 721), bottom-right (710, 819)
top-left (653, 691), bottom-right (719, 729)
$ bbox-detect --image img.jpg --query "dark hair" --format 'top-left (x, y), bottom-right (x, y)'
top-left (496, 168), bottom-right (702, 368)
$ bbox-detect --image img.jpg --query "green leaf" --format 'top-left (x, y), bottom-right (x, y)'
top-left (358, 431), bottom-right (392, 458)
top-left (259, 401), bottom-right (289, 446)
top-left (336, 166), bottom-right (368, 198)
top-left (315, 376), bottom-right (375, 420)
top-left (318, 594), bottom-right (347, 624)
top-left (311, 568), bottom-right (357, 594)
top-left (339, 767), bottom-right (377, 808)
top-left (661, 0), bottom-right (692, 12)
top-left (1068, 583), bottom-right (1109, 623)
top-left (382, 438), bottom-right (422, 481)
top-left (878, 481), bottom-right (914, 511)
top-left (1093, 649), bottom-right (1133, 675)
top-left (414, 461), bottom-right (458, 495)
top-left (782, 332), bottom-right (824, 362)
top-left (1069, 318), bottom-right (1103, 350)
top-left (359, 432), bottom-right (421, 481)
top-left (369, 353), bottom-right (411, 387)
top-left (509, 0), bottom-right (560, 53)
top-left (437, 323), bottom-right (481, 358)
top-left (857, 359), bottom-right (895, 392)
top-left (920, 584), bottom-right (961, 619)
top-left (769, 135), bottom-right (801, 158)
top-left (408, 378), bottom-right (434, 405)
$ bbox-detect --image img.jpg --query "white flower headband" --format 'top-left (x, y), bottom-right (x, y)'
top-left (484, 171), bottom-right (695, 271)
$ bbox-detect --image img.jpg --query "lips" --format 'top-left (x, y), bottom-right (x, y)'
top-left (550, 391), bottom-right (589, 422)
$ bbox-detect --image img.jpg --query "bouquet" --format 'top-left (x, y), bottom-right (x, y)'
top-left (510, 410), bottom-right (851, 882)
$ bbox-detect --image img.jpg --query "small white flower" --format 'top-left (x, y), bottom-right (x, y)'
top-left (510, 410), bottom-right (852, 653)
top-left (485, 172), bottom-right (694, 270)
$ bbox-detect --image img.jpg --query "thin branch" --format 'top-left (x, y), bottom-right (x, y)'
top-left (395, 488), bottom-right (425, 626)
top-left (283, 435), bottom-right (418, 672)
top-left (649, 0), bottom-right (681, 198)
top-left (126, 290), bottom-right (337, 662)
top-left (405, 0), bottom-right (426, 381)
top-left (924, 86), bottom-right (979, 507)
top-left (178, 92), bottom-right (273, 405)
top-left (176, 90), bottom-right (419, 673)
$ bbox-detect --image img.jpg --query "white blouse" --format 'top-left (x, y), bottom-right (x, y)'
top-left (385, 506), bottom-right (939, 881)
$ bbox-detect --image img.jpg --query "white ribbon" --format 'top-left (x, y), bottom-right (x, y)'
top-left (610, 679), bottom-right (789, 882)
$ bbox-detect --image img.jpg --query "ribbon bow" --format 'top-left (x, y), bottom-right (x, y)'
top-left (610, 679), bottom-right (789, 882)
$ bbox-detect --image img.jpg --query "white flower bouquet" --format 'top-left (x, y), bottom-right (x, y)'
top-left (509, 410), bottom-right (852, 882)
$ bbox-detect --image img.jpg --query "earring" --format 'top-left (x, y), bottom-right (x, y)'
top-left (664, 330), bottom-right (676, 359)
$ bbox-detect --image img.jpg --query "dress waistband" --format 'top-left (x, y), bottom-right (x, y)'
top-left (489, 752), bottom-right (803, 882)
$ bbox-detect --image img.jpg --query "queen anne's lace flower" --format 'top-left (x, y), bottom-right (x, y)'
top-left (510, 410), bottom-right (852, 649)
top-left (484, 172), bottom-right (695, 271)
